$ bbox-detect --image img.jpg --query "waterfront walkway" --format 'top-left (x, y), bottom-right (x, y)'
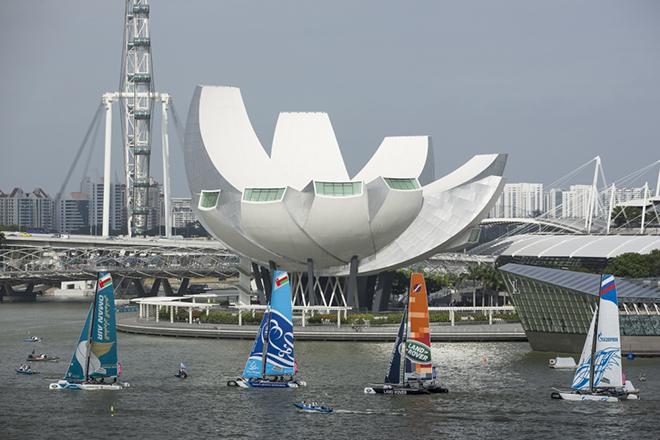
top-left (117, 314), bottom-right (527, 342)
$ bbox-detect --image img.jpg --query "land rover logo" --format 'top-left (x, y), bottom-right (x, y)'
top-left (405, 341), bottom-right (431, 363)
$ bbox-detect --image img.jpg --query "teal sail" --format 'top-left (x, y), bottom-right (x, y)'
top-left (242, 312), bottom-right (268, 378)
top-left (64, 305), bottom-right (93, 382)
top-left (264, 271), bottom-right (295, 376)
top-left (87, 272), bottom-right (118, 378)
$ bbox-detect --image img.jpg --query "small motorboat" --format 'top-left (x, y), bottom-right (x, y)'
top-left (27, 353), bottom-right (59, 362)
top-left (548, 357), bottom-right (576, 369)
top-left (23, 336), bottom-right (42, 343)
top-left (175, 363), bottom-right (188, 379)
top-left (16, 364), bottom-right (39, 375)
top-left (293, 401), bottom-right (333, 413)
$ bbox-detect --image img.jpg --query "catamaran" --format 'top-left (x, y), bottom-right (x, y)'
top-left (364, 273), bottom-right (448, 395)
top-left (551, 274), bottom-right (639, 402)
top-left (50, 272), bottom-right (127, 391)
top-left (227, 270), bottom-right (306, 389)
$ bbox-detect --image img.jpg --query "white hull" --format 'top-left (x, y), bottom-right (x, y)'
top-left (228, 378), bottom-right (306, 389)
top-left (49, 380), bottom-right (127, 391)
top-left (557, 392), bottom-right (637, 402)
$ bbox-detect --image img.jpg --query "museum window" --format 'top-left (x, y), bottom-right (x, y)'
top-left (243, 187), bottom-right (286, 202)
top-left (314, 181), bottom-right (362, 197)
top-left (198, 190), bottom-right (221, 210)
top-left (384, 178), bottom-right (420, 191)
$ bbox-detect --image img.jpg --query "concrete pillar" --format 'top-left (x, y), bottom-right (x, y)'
top-left (250, 262), bottom-right (266, 304)
top-left (162, 279), bottom-right (174, 296)
top-left (170, 306), bottom-right (174, 323)
top-left (238, 309), bottom-right (242, 326)
top-left (372, 271), bottom-right (394, 312)
top-left (337, 309), bottom-right (341, 328)
top-left (260, 266), bottom-right (272, 304)
top-left (189, 308), bottom-right (193, 324)
top-left (177, 278), bottom-right (190, 296)
top-left (307, 259), bottom-right (316, 306)
top-left (450, 310), bottom-right (455, 326)
top-left (132, 279), bottom-right (146, 297)
top-left (156, 306), bottom-right (159, 323)
top-left (346, 256), bottom-right (359, 309)
top-left (150, 278), bottom-right (162, 296)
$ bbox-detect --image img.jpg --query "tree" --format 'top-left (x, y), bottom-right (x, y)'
top-left (604, 252), bottom-right (653, 278)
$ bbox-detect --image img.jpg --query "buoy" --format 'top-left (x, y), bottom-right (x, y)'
top-left (626, 352), bottom-right (634, 360)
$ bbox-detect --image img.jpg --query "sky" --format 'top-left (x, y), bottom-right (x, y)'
top-left (1, 0), bottom-right (659, 197)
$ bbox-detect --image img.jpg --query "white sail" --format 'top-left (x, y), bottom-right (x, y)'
top-left (571, 308), bottom-right (597, 391)
top-left (593, 275), bottom-right (623, 389)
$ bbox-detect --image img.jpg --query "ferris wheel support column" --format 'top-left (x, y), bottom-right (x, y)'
top-left (161, 94), bottom-right (172, 238)
top-left (101, 93), bottom-right (116, 238)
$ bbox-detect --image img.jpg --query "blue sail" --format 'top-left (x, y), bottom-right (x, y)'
top-left (88, 272), bottom-right (118, 378)
top-left (264, 270), bottom-right (295, 376)
top-left (64, 305), bottom-right (93, 382)
top-left (385, 307), bottom-right (407, 384)
top-left (242, 312), bottom-right (269, 378)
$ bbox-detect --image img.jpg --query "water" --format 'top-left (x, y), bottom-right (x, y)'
top-left (1, 302), bottom-right (659, 439)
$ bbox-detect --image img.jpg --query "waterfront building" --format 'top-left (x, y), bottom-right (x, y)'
top-left (82, 177), bottom-right (126, 234)
top-left (499, 263), bottom-right (660, 354)
top-left (0, 187), bottom-right (54, 231)
top-left (561, 184), bottom-right (594, 219)
top-left (184, 85), bottom-right (506, 309)
top-left (171, 197), bottom-right (196, 228)
top-left (56, 192), bottom-right (89, 233)
top-left (489, 183), bottom-right (544, 218)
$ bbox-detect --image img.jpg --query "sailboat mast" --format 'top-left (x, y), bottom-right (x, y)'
top-left (400, 304), bottom-right (409, 386)
top-left (261, 306), bottom-right (270, 379)
top-left (85, 272), bottom-right (100, 382)
top-left (588, 275), bottom-right (603, 392)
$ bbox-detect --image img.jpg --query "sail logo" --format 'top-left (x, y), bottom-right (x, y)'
top-left (275, 273), bottom-right (289, 288)
top-left (99, 274), bottom-right (112, 289)
top-left (405, 340), bottom-right (431, 364)
top-left (597, 332), bottom-right (618, 343)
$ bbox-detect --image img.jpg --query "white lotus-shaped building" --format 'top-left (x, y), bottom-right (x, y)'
top-left (184, 86), bottom-right (506, 278)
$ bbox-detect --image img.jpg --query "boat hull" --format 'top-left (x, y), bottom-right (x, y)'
top-left (293, 403), bottom-right (333, 413)
top-left (227, 378), bottom-right (306, 389)
top-left (16, 370), bottom-right (39, 375)
top-left (27, 356), bottom-right (59, 362)
top-left (364, 384), bottom-right (448, 395)
top-left (49, 380), bottom-right (126, 391)
top-left (551, 390), bottom-right (638, 402)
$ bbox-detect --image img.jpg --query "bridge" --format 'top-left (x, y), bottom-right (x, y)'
top-left (0, 233), bottom-right (238, 300)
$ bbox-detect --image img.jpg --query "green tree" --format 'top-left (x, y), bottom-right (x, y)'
top-left (604, 252), bottom-right (652, 278)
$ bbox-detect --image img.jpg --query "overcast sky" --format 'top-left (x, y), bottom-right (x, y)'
top-left (1, 0), bottom-right (659, 196)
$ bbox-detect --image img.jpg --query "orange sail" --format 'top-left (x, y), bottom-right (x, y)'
top-left (405, 273), bottom-right (433, 380)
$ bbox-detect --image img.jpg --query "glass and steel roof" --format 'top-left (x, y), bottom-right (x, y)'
top-left (243, 187), bottom-right (286, 203)
top-left (314, 181), bottom-right (362, 197)
top-left (500, 263), bottom-right (660, 300)
top-left (384, 177), bottom-right (420, 191)
top-left (478, 234), bottom-right (660, 258)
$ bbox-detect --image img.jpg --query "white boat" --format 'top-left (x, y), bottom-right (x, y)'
top-left (551, 274), bottom-right (639, 402)
top-left (50, 272), bottom-right (128, 391)
top-left (548, 357), bottom-right (576, 369)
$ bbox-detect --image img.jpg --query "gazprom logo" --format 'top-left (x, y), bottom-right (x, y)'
top-left (597, 332), bottom-right (618, 343)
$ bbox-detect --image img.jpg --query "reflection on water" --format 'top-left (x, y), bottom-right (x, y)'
top-left (1, 302), bottom-right (658, 439)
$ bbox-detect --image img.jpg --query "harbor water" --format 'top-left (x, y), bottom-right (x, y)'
top-left (1, 302), bottom-right (659, 439)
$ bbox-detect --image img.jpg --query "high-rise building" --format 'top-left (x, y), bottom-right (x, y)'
top-left (56, 192), bottom-right (89, 233)
top-left (0, 187), bottom-right (54, 231)
top-left (544, 188), bottom-right (563, 218)
top-left (81, 177), bottom-right (127, 234)
top-left (561, 185), bottom-right (593, 219)
top-left (170, 197), bottom-right (195, 228)
top-left (490, 183), bottom-right (544, 218)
